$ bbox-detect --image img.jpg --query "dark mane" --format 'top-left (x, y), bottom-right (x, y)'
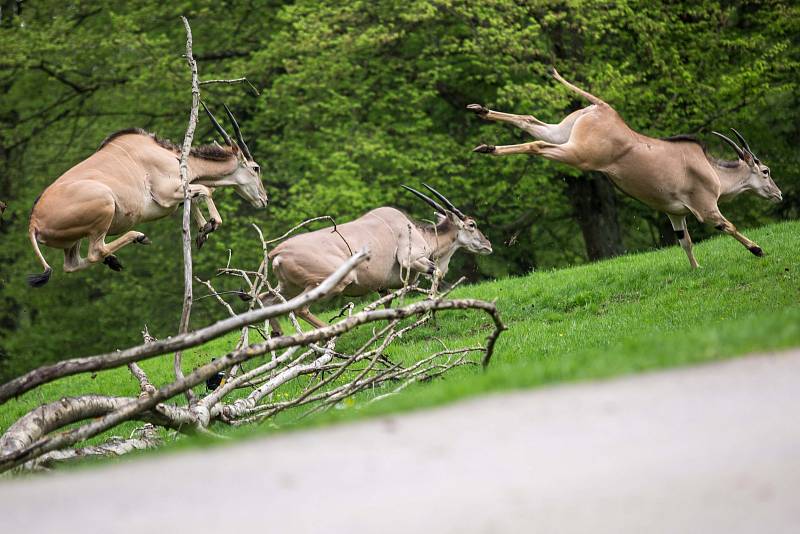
top-left (416, 214), bottom-right (453, 235)
top-left (661, 134), bottom-right (740, 169)
top-left (661, 134), bottom-right (705, 147)
top-left (97, 128), bottom-right (236, 161)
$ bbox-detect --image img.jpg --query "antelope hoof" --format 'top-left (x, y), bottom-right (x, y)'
top-left (134, 234), bottom-right (151, 245)
top-left (748, 246), bottom-right (764, 257)
top-left (202, 220), bottom-right (217, 234)
top-left (466, 103), bottom-right (489, 116)
top-left (472, 144), bottom-right (496, 154)
top-left (103, 255), bottom-right (124, 271)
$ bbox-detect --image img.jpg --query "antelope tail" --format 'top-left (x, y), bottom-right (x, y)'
top-left (551, 68), bottom-right (608, 107)
top-left (27, 227), bottom-right (52, 287)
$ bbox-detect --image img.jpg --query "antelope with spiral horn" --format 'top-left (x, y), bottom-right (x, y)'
top-left (254, 185), bottom-right (492, 334)
top-left (27, 103), bottom-right (267, 286)
top-left (469, 69), bottom-right (781, 268)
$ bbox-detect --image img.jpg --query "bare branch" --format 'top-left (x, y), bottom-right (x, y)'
top-left (22, 424), bottom-right (161, 472)
top-left (199, 77), bottom-right (260, 96)
top-left (173, 16), bottom-right (202, 405)
top-left (0, 250), bottom-right (370, 404)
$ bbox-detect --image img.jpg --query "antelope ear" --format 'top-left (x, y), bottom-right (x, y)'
top-left (231, 143), bottom-right (240, 155)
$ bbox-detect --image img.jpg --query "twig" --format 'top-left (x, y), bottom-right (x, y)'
top-left (263, 216), bottom-right (338, 245)
top-left (199, 77), bottom-right (260, 96)
top-left (128, 327), bottom-right (157, 396)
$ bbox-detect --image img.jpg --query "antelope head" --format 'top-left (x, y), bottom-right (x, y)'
top-left (402, 184), bottom-right (493, 255)
top-left (202, 102), bottom-right (268, 208)
top-left (712, 128), bottom-right (782, 203)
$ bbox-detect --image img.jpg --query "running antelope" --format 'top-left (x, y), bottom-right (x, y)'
top-left (257, 185), bottom-right (492, 333)
top-left (469, 69), bottom-right (782, 268)
top-left (27, 104), bottom-right (267, 286)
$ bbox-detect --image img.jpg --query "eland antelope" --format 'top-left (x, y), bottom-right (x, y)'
top-left (27, 104), bottom-right (267, 287)
top-left (258, 185), bottom-right (492, 333)
top-left (469, 69), bottom-right (782, 268)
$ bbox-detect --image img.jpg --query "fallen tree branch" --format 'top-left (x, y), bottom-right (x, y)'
top-left (0, 250), bottom-right (370, 405)
top-left (0, 395), bottom-right (198, 457)
top-left (22, 424), bottom-right (161, 472)
top-left (0, 294), bottom-right (502, 472)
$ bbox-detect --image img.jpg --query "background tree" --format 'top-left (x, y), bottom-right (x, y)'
top-left (0, 0), bottom-right (797, 379)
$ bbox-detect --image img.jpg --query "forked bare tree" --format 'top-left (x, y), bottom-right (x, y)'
top-left (469, 69), bottom-right (782, 268)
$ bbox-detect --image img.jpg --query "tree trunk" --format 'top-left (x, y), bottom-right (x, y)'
top-left (564, 172), bottom-right (625, 261)
top-left (655, 215), bottom-right (677, 247)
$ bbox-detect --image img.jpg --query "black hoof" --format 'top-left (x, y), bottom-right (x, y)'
top-left (27, 268), bottom-right (52, 288)
top-left (202, 219), bottom-right (217, 234)
top-left (472, 144), bottom-right (496, 154)
top-left (196, 219), bottom-right (217, 248)
top-left (134, 234), bottom-right (151, 245)
top-left (466, 103), bottom-right (489, 116)
top-left (103, 255), bottom-right (124, 271)
top-left (237, 290), bottom-right (253, 302)
top-left (749, 246), bottom-right (764, 257)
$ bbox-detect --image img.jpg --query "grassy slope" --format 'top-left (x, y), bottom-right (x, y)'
top-left (2, 220), bottom-right (799, 449)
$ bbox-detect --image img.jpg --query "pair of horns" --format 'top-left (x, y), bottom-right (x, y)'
top-left (712, 128), bottom-right (758, 163)
top-left (201, 101), bottom-right (253, 161)
top-left (402, 184), bottom-right (466, 220)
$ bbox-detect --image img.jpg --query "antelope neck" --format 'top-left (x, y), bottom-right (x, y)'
top-left (188, 156), bottom-right (240, 184)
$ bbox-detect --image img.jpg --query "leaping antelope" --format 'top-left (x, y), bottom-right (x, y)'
top-left (469, 69), bottom-right (782, 268)
top-left (27, 104), bottom-right (267, 287)
top-left (257, 185), bottom-right (492, 334)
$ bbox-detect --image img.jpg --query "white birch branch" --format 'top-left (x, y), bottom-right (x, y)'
top-left (174, 15), bottom-right (201, 405)
top-left (0, 249), bottom-right (371, 404)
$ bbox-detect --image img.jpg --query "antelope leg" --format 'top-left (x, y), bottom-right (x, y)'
top-left (667, 214), bottom-right (699, 269)
top-left (297, 307), bottom-right (328, 329)
top-left (86, 230), bottom-right (150, 271)
top-left (473, 140), bottom-right (584, 168)
top-left (62, 241), bottom-right (92, 273)
top-left (705, 211), bottom-right (763, 256)
top-left (467, 104), bottom-right (587, 144)
top-left (189, 188), bottom-right (222, 248)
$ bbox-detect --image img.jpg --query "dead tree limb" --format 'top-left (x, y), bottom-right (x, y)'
top-left (0, 292), bottom-right (502, 472)
top-left (0, 395), bottom-right (198, 458)
top-left (0, 250), bottom-right (370, 405)
top-left (23, 424), bottom-right (161, 472)
top-left (199, 77), bottom-right (259, 96)
top-left (174, 15), bottom-right (201, 405)
top-left (128, 327), bottom-right (157, 396)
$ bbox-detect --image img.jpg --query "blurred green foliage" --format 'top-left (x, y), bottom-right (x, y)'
top-left (0, 0), bottom-right (797, 379)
